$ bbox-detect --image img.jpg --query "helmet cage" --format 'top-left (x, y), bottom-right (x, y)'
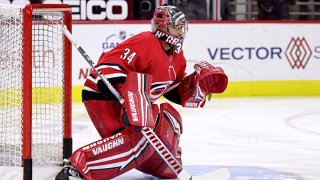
top-left (151, 5), bottom-right (188, 42)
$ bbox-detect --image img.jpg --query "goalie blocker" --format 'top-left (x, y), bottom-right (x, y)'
top-left (121, 72), bottom-right (156, 130)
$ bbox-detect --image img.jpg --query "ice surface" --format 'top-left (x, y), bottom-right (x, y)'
top-left (1, 97), bottom-right (320, 180)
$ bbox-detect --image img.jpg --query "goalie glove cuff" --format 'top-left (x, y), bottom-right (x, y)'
top-left (178, 72), bottom-right (206, 108)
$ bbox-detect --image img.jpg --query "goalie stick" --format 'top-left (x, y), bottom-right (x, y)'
top-left (61, 25), bottom-right (231, 180)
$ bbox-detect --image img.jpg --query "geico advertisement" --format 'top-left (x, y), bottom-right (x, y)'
top-left (71, 23), bottom-right (320, 85)
top-left (5, 0), bottom-right (155, 20)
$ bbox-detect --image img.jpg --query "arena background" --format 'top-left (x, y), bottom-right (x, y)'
top-left (70, 22), bottom-right (320, 102)
top-left (5, 1), bottom-right (319, 100)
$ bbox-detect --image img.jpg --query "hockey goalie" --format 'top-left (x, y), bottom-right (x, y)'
top-left (56, 4), bottom-right (228, 180)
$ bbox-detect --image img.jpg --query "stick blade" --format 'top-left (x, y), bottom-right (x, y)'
top-left (192, 168), bottom-right (231, 180)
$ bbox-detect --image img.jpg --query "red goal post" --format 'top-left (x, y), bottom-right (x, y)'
top-left (0, 4), bottom-right (72, 180)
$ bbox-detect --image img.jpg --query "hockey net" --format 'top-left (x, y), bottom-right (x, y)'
top-left (0, 3), bottom-right (72, 175)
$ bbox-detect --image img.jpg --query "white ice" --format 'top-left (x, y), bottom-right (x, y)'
top-left (1, 97), bottom-right (320, 180)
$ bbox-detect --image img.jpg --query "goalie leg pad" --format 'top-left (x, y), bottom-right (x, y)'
top-left (70, 129), bottom-right (155, 180)
top-left (136, 103), bottom-right (183, 179)
top-left (122, 72), bottom-right (155, 129)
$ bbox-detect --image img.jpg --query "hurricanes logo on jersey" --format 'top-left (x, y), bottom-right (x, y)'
top-left (150, 81), bottom-right (173, 101)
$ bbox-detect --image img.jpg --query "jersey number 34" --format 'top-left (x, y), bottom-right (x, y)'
top-left (120, 48), bottom-right (136, 64)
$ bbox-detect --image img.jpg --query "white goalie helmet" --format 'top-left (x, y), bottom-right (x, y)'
top-left (151, 5), bottom-right (188, 46)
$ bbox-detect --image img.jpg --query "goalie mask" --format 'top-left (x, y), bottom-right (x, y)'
top-left (151, 5), bottom-right (188, 51)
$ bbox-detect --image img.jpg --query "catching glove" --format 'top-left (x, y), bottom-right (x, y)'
top-left (178, 61), bottom-right (228, 108)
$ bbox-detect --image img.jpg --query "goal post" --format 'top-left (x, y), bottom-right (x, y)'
top-left (0, 4), bottom-right (72, 180)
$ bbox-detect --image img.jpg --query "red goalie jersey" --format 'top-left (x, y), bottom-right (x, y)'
top-left (82, 31), bottom-right (186, 104)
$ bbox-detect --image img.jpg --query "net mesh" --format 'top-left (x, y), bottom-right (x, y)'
top-left (0, 5), bottom-right (66, 167)
top-left (0, 5), bottom-right (24, 167)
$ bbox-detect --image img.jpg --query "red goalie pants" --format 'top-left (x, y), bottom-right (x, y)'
top-left (70, 100), bottom-right (182, 179)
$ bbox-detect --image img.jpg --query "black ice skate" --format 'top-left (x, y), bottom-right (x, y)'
top-left (55, 159), bottom-right (83, 180)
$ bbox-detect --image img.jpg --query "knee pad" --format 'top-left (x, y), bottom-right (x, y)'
top-left (136, 102), bottom-right (183, 179)
top-left (155, 102), bottom-right (183, 151)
